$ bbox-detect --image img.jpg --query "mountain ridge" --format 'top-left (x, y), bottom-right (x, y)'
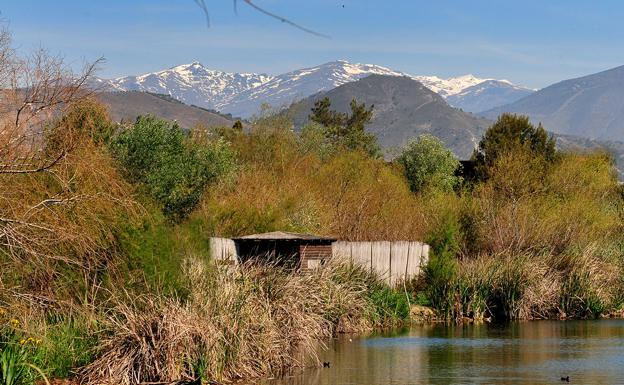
top-left (283, 74), bottom-right (491, 159)
top-left (96, 60), bottom-right (532, 117)
top-left (96, 90), bottom-right (235, 129)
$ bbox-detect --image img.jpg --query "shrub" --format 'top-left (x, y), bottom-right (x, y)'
top-left (368, 287), bottom-right (411, 324)
top-left (0, 134), bottom-right (138, 297)
top-left (471, 113), bottom-right (556, 181)
top-left (467, 150), bottom-right (621, 256)
top-left (110, 115), bottom-right (235, 222)
top-left (397, 135), bottom-right (461, 193)
top-left (314, 151), bottom-right (425, 240)
top-left (299, 122), bottom-right (336, 160)
top-left (423, 252), bottom-right (457, 319)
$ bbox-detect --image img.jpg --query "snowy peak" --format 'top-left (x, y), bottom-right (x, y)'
top-left (222, 60), bottom-right (409, 117)
top-left (319, 60), bottom-right (407, 80)
top-left (98, 60), bottom-right (533, 117)
top-left (414, 74), bottom-right (523, 98)
top-left (447, 79), bottom-right (535, 113)
top-left (101, 62), bottom-right (273, 111)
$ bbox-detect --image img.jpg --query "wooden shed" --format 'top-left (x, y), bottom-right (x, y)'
top-left (232, 231), bottom-right (336, 270)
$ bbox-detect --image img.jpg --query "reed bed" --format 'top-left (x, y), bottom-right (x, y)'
top-left (79, 260), bottom-right (379, 384)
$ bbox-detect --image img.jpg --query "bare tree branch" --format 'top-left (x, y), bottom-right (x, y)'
top-left (192, 1), bottom-right (330, 38)
top-left (242, 0), bottom-right (331, 39)
top-left (0, 40), bottom-right (104, 175)
top-left (0, 26), bottom-right (140, 285)
top-left (194, 0), bottom-right (210, 27)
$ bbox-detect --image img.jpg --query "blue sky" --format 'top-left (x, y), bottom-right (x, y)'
top-left (3, 0), bottom-right (624, 88)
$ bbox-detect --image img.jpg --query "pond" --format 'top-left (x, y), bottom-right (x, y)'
top-left (263, 320), bottom-right (624, 385)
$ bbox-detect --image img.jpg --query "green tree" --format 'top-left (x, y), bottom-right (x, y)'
top-left (309, 97), bottom-right (344, 128)
top-left (471, 113), bottom-right (556, 180)
top-left (110, 115), bottom-right (235, 221)
top-left (309, 97), bottom-right (380, 157)
top-left (397, 135), bottom-right (461, 193)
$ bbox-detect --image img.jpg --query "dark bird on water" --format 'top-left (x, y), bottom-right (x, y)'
top-left (561, 376), bottom-right (570, 382)
top-left (323, 362), bottom-right (331, 368)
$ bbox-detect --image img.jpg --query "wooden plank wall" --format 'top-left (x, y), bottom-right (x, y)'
top-left (332, 241), bottom-right (429, 285)
top-left (208, 237), bottom-right (430, 284)
top-left (209, 237), bottom-right (238, 265)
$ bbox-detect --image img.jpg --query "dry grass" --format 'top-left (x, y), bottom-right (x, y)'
top-left (79, 260), bottom-right (376, 384)
top-left (442, 244), bottom-right (624, 322)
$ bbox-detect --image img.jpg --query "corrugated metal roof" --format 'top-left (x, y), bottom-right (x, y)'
top-left (233, 231), bottom-right (336, 241)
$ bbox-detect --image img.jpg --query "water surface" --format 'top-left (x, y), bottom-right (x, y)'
top-left (264, 320), bottom-right (624, 384)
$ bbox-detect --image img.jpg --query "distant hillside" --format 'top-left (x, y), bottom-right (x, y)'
top-left (284, 74), bottom-right (491, 159)
top-left (97, 91), bottom-right (234, 128)
top-left (447, 80), bottom-right (534, 114)
top-left (482, 65), bottom-right (624, 142)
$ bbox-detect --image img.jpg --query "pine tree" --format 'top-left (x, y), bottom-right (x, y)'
top-left (308, 97), bottom-right (379, 157)
top-left (310, 97), bottom-right (344, 128)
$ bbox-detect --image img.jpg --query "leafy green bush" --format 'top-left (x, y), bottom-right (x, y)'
top-left (110, 115), bottom-right (235, 221)
top-left (397, 135), bottom-right (461, 193)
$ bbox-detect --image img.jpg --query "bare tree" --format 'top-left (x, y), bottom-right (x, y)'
top-left (0, 26), bottom-right (135, 291)
top-left (0, 26), bottom-right (102, 175)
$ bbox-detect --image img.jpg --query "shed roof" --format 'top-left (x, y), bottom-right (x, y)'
top-left (232, 231), bottom-right (336, 242)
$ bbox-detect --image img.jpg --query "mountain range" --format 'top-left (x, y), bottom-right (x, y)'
top-left (482, 65), bottom-right (624, 143)
top-left (95, 60), bottom-right (624, 175)
top-left (96, 60), bottom-right (533, 117)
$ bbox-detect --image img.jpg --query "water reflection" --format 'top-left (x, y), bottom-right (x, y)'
top-left (263, 320), bottom-right (624, 385)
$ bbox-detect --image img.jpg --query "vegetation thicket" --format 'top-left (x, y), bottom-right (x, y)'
top-left (1, 24), bottom-right (623, 383)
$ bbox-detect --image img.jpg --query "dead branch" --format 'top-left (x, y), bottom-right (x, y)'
top-left (0, 33), bottom-right (103, 175)
top-left (194, 0), bottom-right (330, 38)
top-left (241, 0), bottom-right (331, 39)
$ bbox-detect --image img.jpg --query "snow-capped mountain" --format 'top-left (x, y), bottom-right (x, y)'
top-left (221, 60), bottom-right (407, 117)
top-left (99, 60), bottom-right (533, 118)
top-left (446, 79), bottom-right (535, 113)
top-left (100, 62), bottom-right (273, 111)
top-left (414, 74), bottom-right (490, 98)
